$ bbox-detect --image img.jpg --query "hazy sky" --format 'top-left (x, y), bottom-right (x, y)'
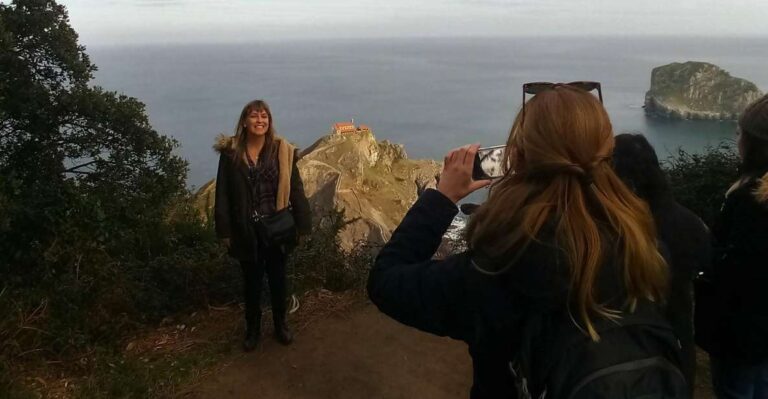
top-left (51, 0), bottom-right (768, 45)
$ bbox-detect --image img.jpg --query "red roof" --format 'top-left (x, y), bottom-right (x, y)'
top-left (333, 122), bottom-right (354, 129)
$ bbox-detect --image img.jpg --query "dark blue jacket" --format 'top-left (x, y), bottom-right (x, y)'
top-left (368, 189), bottom-right (671, 398)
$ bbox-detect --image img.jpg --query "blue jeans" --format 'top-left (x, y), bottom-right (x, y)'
top-left (711, 357), bottom-right (768, 399)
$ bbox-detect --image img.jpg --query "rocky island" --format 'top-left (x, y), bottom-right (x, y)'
top-left (196, 128), bottom-right (442, 250)
top-left (644, 61), bottom-right (763, 120)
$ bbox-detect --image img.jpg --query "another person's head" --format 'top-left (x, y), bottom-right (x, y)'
top-left (466, 85), bottom-right (667, 340)
top-left (737, 94), bottom-right (768, 176)
top-left (612, 133), bottom-right (670, 208)
top-left (233, 99), bottom-right (277, 164)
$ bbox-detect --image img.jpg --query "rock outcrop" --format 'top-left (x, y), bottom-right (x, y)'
top-left (299, 130), bottom-right (440, 250)
top-left (644, 61), bottom-right (763, 120)
top-left (196, 130), bottom-right (441, 250)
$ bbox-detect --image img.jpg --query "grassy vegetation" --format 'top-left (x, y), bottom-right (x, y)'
top-left (1, 202), bottom-right (373, 398)
top-left (72, 343), bottom-right (230, 398)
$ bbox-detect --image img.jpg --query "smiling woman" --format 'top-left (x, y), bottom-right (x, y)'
top-left (213, 99), bottom-right (312, 352)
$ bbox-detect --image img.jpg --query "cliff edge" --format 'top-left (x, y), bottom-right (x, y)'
top-left (644, 61), bottom-right (763, 120)
top-left (195, 130), bottom-right (441, 250)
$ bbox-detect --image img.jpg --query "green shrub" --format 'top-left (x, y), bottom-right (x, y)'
top-left (0, 1), bottom-right (246, 378)
top-left (288, 209), bottom-right (375, 295)
top-left (73, 346), bottom-right (228, 399)
top-left (663, 142), bottom-right (740, 227)
top-left (0, 192), bottom-right (240, 373)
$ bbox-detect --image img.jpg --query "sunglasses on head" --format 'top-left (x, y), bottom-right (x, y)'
top-left (521, 81), bottom-right (603, 122)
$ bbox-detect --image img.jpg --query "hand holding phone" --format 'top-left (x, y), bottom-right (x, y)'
top-left (437, 144), bottom-right (492, 204)
top-left (472, 145), bottom-right (506, 180)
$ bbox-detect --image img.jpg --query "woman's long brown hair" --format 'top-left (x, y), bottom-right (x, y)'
top-left (232, 99), bottom-right (278, 166)
top-left (466, 86), bottom-right (668, 340)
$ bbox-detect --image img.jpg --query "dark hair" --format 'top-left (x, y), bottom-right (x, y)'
top-left (738, 94), bottom-right (768, 176)
top-left (612, 133), bottom-right (671, 208)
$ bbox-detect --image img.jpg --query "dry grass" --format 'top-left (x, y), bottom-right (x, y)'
top-left (9, 289), bottom-right (366, 398)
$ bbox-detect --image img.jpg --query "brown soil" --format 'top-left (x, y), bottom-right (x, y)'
top-left (14, 289), bottom-right (716, 398)
top-left (179, 301), bottom-right (473, 399)
top-left (178, 292), bottom-right (716, 399)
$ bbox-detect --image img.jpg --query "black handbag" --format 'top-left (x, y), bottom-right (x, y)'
top-left (253, 207), bottom-right (298, 249)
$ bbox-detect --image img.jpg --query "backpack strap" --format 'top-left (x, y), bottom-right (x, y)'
top-left (509, 312), bottom-right (548, 399)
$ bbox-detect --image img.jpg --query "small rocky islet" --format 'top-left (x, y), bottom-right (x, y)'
top-left (644, 61), bottom-right (763, 121)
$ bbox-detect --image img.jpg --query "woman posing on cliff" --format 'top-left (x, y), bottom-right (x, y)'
top-left (700, 94), bottom-right (768, 399)
top-left (214, 99), bottom-right (311, 351)
top-left (368, 84), bottom-right (687, 398)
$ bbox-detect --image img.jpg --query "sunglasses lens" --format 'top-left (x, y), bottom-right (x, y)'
top-left (524, 83), bottom-right (553, 95)
top-left (568, 81), bottom-right (600, 92)
top-left (523, 81), bottom-right (603, 105)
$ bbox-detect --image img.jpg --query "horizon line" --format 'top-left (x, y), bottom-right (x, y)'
top-left (83, 33), bottom-right (768, 49)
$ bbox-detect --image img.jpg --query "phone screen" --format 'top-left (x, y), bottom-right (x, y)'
top-left (473, 145), bottom-right (506, 180)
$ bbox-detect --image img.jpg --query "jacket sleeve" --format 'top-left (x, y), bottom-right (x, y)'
top-left (214, 153), bottom-right (232, 239)
top-left (289, 149), bottom-right (312, 235)
top-left (367, 188), bottom-right (474, 341)
top-left (713, 183), bottom-right (768, 287)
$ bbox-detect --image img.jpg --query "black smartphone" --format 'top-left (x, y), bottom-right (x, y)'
top-left (472, 145), bottom-right (506, 180)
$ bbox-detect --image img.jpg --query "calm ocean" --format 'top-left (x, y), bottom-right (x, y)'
top-left (88, 36), bottom-right (768, 188)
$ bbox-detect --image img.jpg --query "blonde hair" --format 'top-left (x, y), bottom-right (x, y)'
top-left (466, 86), bottom-right (668, 340)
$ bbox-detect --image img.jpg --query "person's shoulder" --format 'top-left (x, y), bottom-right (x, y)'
top-left (273, 135), bottom-right (297, 149)
top-left (726, 173), bottom-right (768, 207)
top-left (213, 134), bottom-right (236, 154)
top-left (669, 201), bottom-right (709, 232)
top-left (470, 236), bottom-right (566, 284)
top-left (274, 135), bottom-right (302, 159)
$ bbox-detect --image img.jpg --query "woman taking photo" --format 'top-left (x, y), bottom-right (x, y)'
top-left (704, 94), bottom-right (768, 398)
top-left (214, 99), bottom-right (311, 351)
top-left (368, 84), bottom-right (686, 398)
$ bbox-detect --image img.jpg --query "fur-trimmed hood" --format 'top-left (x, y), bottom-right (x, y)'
top-left (726, 171), bottom-right (768, 205)
top-left (756, 172), bottom-right (768, 204)
top-left (213, 134), bottom-right (296, 155)
top-left (213, 133), bottom-right (237, 154)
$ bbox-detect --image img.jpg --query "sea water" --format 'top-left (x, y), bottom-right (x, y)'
top-left (88, 36), bottom-right (768, 188)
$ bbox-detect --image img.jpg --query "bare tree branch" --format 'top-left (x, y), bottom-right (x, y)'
top-left (64, 170), bottom-right (93, 176)
top-left (64, 160), bottom-right (100, 173)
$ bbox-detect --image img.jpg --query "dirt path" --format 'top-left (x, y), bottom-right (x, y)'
top-left (181, 303), bottom-right (473, 399)
top-left (178, 293), bottom-right (714, 399)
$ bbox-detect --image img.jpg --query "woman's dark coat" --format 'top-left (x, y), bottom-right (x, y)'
top-left (706, 171), bottom-right (768, 364)
top-left (648, 195), bottom-right (711, 389)
top-left (368, 189), bottom-right (675, 398)
top-left (213, 135), bottom-right (312, 261)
